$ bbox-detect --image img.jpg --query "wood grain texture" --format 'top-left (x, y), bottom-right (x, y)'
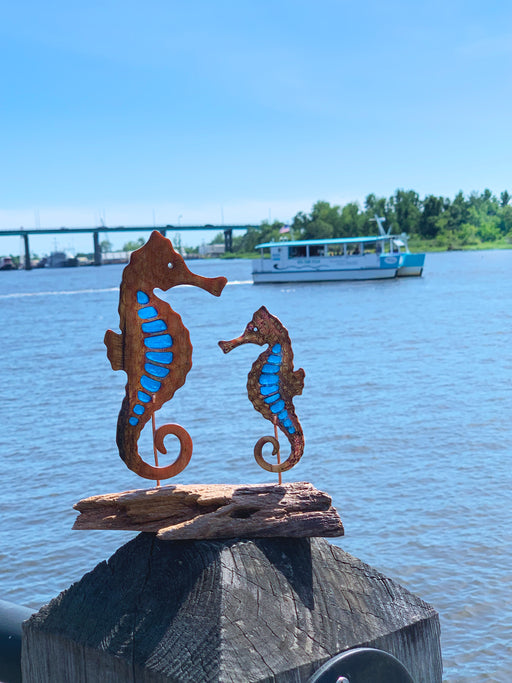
top-left (72, 482), bottom-right (344, 539)
top-left (22, 535), bottom-right (442, 682)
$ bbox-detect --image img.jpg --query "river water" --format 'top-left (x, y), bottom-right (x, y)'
top-left (1, 250), bottom-right (511, 681)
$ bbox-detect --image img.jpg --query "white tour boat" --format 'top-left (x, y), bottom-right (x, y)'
top-left (252, 236), bottom-right (402, 284)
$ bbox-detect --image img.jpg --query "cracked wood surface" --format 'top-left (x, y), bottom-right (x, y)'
top-left (72, 481), bottom-right (344, 539)
top-left (22, 536), bottom-right (442, 683)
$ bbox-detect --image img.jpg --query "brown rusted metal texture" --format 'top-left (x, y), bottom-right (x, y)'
top-left (219, 306), bottom-right (305, 474)
top-left (105, 230), bottom-right (227, 480)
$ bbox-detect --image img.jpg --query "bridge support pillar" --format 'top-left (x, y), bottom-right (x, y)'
top-left (224, 228), bottom-right (233, 253)
top-left (93, 231), bottom-right (102, 266)
top-left (23, 233), bottom-right (31, 270)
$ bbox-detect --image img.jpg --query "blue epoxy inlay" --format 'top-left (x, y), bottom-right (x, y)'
top-left (138, 391), bottom-right (151, 403)
top-left (140, 375), bottom-right (161, 392)
top-left (278, 409), bottom-right (288, 420)
top-left (144, 334), bottom-right (173, 349)
top-left (260, 384), bottom-right (279, 396)
top-left (129, 417), bottom-right (139, 426)
top-left (282, 418), bottom-right (292, 428)
top-left (264, 394), bottom-right (281, 404)
top-left (133, 404), bottom-right (145, 415)
top-left (146, 351), bottom-right (173, 364)
top-left (261, 364), bottom-right (279, 374)
top-left (142, 319), bottom-right (167, 333)
top-left (259, 374), bottom-right (279, 386)
top-left (137, 291), bottom-right (150, 304)
top-left (144, 363), bottom-right (170, 378)
top-left (288, 426), bottom-right (296, 434)
top-left (137, 306), bottom-right (158, 319)
top-left (270, 399), bottom-right (286, 413)
top-left (272, 344), bottom-right (282, 353)
top-left (266, 354), bottom-right (281, 364)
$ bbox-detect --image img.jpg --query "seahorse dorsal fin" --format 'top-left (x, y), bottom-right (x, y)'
top-left (293, 368), bottom-right (305, 395)
top-left (104, 329), bottom-right (124, 371)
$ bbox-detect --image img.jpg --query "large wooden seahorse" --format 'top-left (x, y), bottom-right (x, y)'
top-left (105, 231), bottom-right (227, 480)
top-left (219, 306), bottom-right (305, 473)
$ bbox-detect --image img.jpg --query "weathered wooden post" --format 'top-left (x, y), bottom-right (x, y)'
top-left (21, 233), bottom-right (442, 681)
top-left (22, 521), bottom-right (441, 682)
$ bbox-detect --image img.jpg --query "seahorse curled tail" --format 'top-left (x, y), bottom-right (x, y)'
top-left (254, 429), bottom-right (304, 473)
top-left (116, 396), bottom-right (192, 480)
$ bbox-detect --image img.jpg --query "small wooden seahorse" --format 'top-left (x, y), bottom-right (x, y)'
top-left (219, 306), bottom-right (305, 473)
top-left (105, 231), bottom-right (227, 480)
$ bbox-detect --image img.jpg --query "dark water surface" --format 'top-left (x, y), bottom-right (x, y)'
top-left (1, 251), bottom-right (511, 681)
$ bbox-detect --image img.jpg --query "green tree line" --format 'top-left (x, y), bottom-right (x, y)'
top-left (227, 189), bottom-right (512, 253)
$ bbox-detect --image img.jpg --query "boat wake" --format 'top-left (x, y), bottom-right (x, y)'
top-left (0, 280), bottom-right (251, 300)
top-left (0, 287), bottom-right (120, 299)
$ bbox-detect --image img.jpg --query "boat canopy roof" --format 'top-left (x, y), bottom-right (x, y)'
top-left (255, 235), bottom-right (391, 249)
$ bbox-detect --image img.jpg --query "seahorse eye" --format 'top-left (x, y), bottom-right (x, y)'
top-left (167, 262), bottom-right (174, 269)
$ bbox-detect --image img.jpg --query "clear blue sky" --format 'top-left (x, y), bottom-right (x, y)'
top-left (1, 0), bottom-right (511, 254)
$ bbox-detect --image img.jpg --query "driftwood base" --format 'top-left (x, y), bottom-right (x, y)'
top-left (73, 482), bottom-right (344, 539)
top-left (22, 535), bottom-right (442, 682)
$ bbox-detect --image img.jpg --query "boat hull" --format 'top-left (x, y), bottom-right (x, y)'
top-left (397, 253), bottom-right (425, 277)
top-left (253, 264), bottom-right (398, 283)
top-left (252, 240), bottom-right (402, 284)
top-left (0, 257), bottom-right (16, 270)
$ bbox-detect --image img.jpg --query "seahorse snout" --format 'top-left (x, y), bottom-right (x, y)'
top-left (218, 338), bottom-right (238, 354)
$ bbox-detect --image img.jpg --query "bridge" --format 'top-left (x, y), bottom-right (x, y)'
top-left (0, 224), bottom-right (254, 269)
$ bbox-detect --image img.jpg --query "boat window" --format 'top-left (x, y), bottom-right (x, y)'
top-left (289, 246), bottom-right (307, 258)
top-left (327, 245), bottom-right (344, 256)
top-left (309, 245), bottom-right (326, 257)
